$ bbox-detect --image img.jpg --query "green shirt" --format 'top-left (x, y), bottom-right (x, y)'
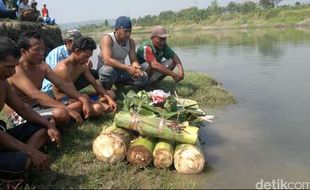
top-left (136, 39), bottom-right (175, 64)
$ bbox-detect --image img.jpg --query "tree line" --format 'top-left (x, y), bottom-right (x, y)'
top-left (132, 0), bottom-right (308, 26)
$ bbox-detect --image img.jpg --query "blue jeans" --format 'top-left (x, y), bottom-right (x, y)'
top-left (98, 64), bottom-right (148, 90)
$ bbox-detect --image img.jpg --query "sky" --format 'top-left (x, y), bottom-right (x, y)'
top-left (36, 0), bottom-right (310, 24)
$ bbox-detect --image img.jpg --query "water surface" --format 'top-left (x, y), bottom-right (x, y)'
top-left (172, 28), bottom-right (310, 188)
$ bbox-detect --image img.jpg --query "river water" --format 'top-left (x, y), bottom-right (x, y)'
top-left (172, 28), bottom-right (310, 189)
top-left (91, 28), bottom-right (310, 188)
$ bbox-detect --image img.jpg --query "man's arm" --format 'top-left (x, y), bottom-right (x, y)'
top-left (8, 66), bottom-right (68, 109)
top-left (0, 130), bottom-right (50, 170)
top-left (100, 35), bottom-right (139, 77)
top-left (46, 64), bottom-right (92, 118)
top-left (5, 81), bottom-right (60, 143)
top-left (128, 38), bottom-right (139, 67)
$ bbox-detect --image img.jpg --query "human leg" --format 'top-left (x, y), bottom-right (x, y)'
top-left (51, 107), bottom-right (70, 126)
top-left (0, 123), bottom-right (48, 188)
top-left (4, 123), bottom-right (47, 170)
top-left (7, 123), bottom-right (47, 150)
top-left (91, 102), bottom-right (106, 117)
top-left (32, 104), bottom-right (70, 127)
top-left (148, 59), bottom-right (175, 86)
top-left (98, 65), bottom-right (119, 90)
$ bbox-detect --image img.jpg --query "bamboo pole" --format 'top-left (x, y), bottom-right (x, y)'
top-left (114, 111), bottom-right (199, 144)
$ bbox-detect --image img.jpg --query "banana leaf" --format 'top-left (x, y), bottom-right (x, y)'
top-left (122, 90), bottom-right (207, 123)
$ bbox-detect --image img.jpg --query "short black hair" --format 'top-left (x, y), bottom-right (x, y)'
top-left (72, 36), bottom-right (96, 52)
top-left (0, 37), bottom-right (21, 62)
top-left (17, 30), bottom-right (42, 51)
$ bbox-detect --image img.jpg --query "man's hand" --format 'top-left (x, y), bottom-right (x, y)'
top-left (127, 65), bottom-right (143, 79)
top-left (46, 123), bottom-right (61, 145)
top-left (68, 110), bottom-right (83, 125)
top-left (87, 60), bottom-right (93, 69)
top-left (178, 69), bottom-right (184, 81)
top-left (28, 148), bottom-right (50, 170)
top-left (106, 96), bottom-right (117, 112)
top-left (172, 73), bottom-right (182, 82)
top-left (79, 95), bottom-right (93, 119)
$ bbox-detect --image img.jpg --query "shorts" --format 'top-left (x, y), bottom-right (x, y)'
top-left (0, 122), bottom-right (43, 173)
top-left (9, 104), bottom-right (53, 127)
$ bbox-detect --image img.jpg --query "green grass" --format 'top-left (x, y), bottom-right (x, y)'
top-left (80, 6), bottom-right (310, 39)
top-left (1, 72), bottom-right (235, 188)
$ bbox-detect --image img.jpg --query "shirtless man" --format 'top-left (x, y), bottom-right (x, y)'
top-left (4, 30), bottom-right (92, 127)
top-left (53, 36), bottom-right (117, 115)
top-left (0, 37), bottom-right (59, 180)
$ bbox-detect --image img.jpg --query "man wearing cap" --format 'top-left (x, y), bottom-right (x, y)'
top-left (42, 29), bottom-right (98, 97)
top-left (136, 25), bottom-right (184, 86)
top-left (30, 0), bottom-right (40, 18)
top-left (97, 16), bottom-right (148, 90)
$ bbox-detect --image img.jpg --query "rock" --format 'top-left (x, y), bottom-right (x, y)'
top-left (0, 19), bottom-right (63, 55)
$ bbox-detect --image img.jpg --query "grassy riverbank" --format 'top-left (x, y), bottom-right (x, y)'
top-left (1, 72), bottom-right (235, 188)
top-left (79, 4), bottom-right (310, 38)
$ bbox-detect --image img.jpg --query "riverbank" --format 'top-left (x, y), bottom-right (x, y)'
top-left (0, 72), bottom-right (234, 188)
top-left (80, 5), bottom-right (310, 39)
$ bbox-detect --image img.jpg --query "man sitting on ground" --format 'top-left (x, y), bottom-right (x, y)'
top-left (4, 30), bottom-right (92, 127)
top-left (136, 25), bottom-right (184, 87)
top-left (53, 36), bottom-right (117, 115)
top-left (98, 16), bottom-right (148, 91)
top-left (17, 0), bottom-right (38, 21)
top-left (0, 36), bottom-right (60, 187)
top-left (42, 29), bottom-right (99, 97)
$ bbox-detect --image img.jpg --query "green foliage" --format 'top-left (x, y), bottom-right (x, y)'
top-left (208, 0), bottom-right (222, 15)
top-left (77, 3), bottom-right (310, 31)
top-left (122, 90), bottom-right (206, 122)
top-left (226, 2), bottom-right (242, 13)
top-left (241, 1), bottom-right (258, 14)
top-left (132, 1), bottom-right (309, 27)
top-left (260, 0), bottom-right (275, 9)
top-left (78, 22), bottom-right (112, 33)
top-left (104, 19), bottom-right (109, 27)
